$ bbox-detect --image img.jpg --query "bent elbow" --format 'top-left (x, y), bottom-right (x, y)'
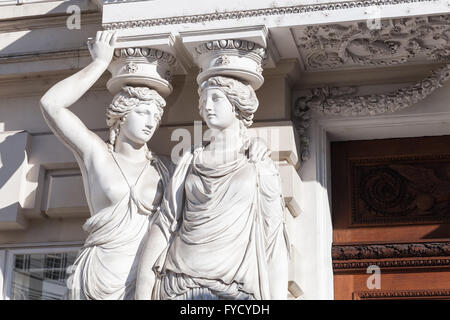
top-left (39, 95), bottom-right (60, 117)
top-left (39, 96), bottom-right (51, 112)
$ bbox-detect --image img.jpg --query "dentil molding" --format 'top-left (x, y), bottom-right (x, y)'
top-left (101, 0), bottom-right (437, 30)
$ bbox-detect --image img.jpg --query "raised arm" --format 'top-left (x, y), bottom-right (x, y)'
top-left (39, 31), bottom-right (117, 159)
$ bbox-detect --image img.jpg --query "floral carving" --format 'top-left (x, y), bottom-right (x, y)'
top-left (214, 55), bottom-right (231, 66)
top-left (351, 155), bottom-right (450, 226)
top-left (332, 241), bottom-right (450, 271)
top-left (332, 242), bottom-right (450, 261)
top-left (124, 62), bottom-right (138, 73)
top-left (303, 64), bottom-right (450, 117)
top-left (296, 15), bottom-right (450, 70)
top-left (164, 70), bottom-right (172, 82)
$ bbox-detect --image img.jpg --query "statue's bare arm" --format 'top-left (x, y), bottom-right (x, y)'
top-left (39, 31), bottom-right (117, 159)
top-left (135, 223), bottom-right (168, 300)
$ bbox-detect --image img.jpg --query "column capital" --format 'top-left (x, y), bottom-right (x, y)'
top-left (180, 26), bottom-right (275, 90)
top-left (107, 47), bottom-right (176, 97)
top-left (194, 39), bottom-right (266, 90)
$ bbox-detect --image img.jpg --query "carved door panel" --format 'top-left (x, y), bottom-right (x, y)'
top-left (331, 136), bottom-right (450, 300)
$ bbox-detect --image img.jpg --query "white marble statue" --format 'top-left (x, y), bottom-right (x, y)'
top-left (136, 75), bottom-right (290, 300)
top-left (39, 31), bottom-right (172, 300)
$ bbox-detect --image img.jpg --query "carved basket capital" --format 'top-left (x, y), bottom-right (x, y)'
top-left (194, 39), bottom-right (266, 90)
top-left (107, 47), bottom-right (176, 97)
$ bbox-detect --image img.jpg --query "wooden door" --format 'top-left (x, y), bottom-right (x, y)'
top-left (331, 135), bottom-right (450, 300)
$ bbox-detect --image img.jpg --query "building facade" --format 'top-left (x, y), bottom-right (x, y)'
top-left (0, 0), bottom-right (449, 300)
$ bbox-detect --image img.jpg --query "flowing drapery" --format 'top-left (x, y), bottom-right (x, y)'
top-left (154, 149), bottom-right (289, 300)
top-left (67, 155), bottom-right (171, 300)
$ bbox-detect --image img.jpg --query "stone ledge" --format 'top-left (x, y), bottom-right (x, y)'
top-left (0, 0), bottom-right (98, 21)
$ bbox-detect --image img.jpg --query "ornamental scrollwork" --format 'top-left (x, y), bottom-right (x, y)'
top-left (332, 241), bottom-right (450, 261)
top-left (296, 15), bottom-right (450, 70)
top-left (293, 64), bottom-right (450, 163)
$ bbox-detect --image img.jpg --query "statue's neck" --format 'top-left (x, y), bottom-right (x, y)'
top-left (114, 133), bottom-right (148, 162)
top-left (207, 120), bottom-right (244, 153)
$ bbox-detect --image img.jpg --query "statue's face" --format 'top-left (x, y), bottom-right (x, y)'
top-left (120, 102), bottom-right (160, 145)
top-left (200, 88), bottom-right (237, 130)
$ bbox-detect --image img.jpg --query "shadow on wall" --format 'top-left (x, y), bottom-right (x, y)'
top-left (423, 224), bottom-right (450, 239)
top-left (0, 132), bottom-right (26, 214)
top-left (0, 1), bottom-right (100, 59)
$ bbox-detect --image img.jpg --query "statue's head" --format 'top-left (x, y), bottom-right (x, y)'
top-left (198, 76), bottom-right (258, 131)
top-left (106, 86), bottom-right (166, 152)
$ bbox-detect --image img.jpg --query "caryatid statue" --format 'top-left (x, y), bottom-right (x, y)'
top-left (39, 31), bottom-right (176, 299)
top-left (136, 40), bottom-right (290, 300)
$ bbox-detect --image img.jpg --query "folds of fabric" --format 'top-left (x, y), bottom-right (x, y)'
top-left (68, 155), bottom-right (170, 300)
top-left (154, 149), bottom-right (290, 300)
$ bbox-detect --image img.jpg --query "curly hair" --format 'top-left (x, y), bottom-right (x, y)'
top-left (198, 76), bottom-right (259, 128)
top-left (106, 86), bottom-right (166, 152)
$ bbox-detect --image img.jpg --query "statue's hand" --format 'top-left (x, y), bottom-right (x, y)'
top-left (248, 137), bottom-right (271, 163)
top-left (87, 30), bottom-right (117, 66)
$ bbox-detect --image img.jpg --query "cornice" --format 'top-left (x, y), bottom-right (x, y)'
top-left (102, 0), bottom-right (436, 30)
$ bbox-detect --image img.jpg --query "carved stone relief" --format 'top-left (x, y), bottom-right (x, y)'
top-left (350, 155), bottom-right (450, 226)
top-left (332, 241), bottom-right (450, 261)
top-left (194, 39), bottom-right (266, 90)
top-left (332, 241), bottom-right (450, 272)
top-left (293, 63), bottom-right (450, 163)
top-left (40, 31), bottom-right (174, 300)
top-left (294, 15), bottom-right (450, 70)
top-left (107, 47), bottom-right (176, 96)
top-left (135, 38), bottom-right (291, 300)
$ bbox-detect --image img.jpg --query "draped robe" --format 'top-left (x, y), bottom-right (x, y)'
top-left (67, 154), bottom-right (171, 300)
top-left (154, 148), bottom-right (290, 300)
